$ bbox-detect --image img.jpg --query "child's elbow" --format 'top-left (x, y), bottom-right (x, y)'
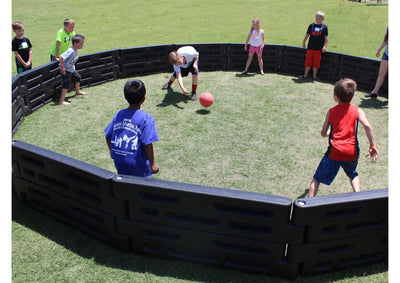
top-left (320, 130), bottom-right (329, 137)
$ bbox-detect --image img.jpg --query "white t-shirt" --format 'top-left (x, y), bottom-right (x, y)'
top-left (250, 29), bottom-right (264, 47)
top-left (173, 46), bottom-right (199, 72)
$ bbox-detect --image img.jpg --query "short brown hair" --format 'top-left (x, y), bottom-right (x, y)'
top-left (169, 51), bottom-right (181, 65)
top-left (12, 21), bottom-right (24, 31)
top-left (64, 18), bottom-right (75, 26)
top-left (334, 78), bottom-right (357, 103)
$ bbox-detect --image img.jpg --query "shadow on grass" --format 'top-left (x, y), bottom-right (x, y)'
top-left (359, 97), bottom-right (388, 109)
top-left (49, 93), bottom-right (88, 106)
top-left (12, 195), bottom-right (388, 282)
top-left (157, 88), bottom-right (190, 109)
top-left (235, 72), bottom-right (256, 77)
top-left (292, 77), bottom-right (315, 84)
top-left (196, 109), bottom-right (210, 115)
top-left (366, 3), bottom-right (388, 7)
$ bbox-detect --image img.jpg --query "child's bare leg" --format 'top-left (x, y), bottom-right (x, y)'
top-left (257, 53), bottom-right (264, 73)
top-left (59, 88), bottom-right (70, 105)
top-left (308, 178), bottom-right (320, 197)
top-left (350, 176), bottom-right (360, 192)
top-left (312, 67), bottom-right (319, 79)
top-left (75, 82), bottom-right (86, 95)
top-left (303, 66), bottom-right (311, 78)
top-left (192, 74), bottom-right (198, 86)
top-left (169, 74), bottom-right (176, 83)
top-left (372, 59), bottom-right (388, 94)
top-left (243, 53), bottom-right (254, 73)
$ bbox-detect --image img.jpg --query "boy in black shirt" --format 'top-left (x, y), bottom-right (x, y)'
top-left (12, 21), bottom-right (33, 74)
top-left (299, 11), bottom-right (328, 81)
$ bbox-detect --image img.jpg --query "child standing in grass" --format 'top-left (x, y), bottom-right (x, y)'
top-left (299, 11), bottom-right (328, 81)
top-left (12, 21), bottom-right (33, 74)
top-left (308, 78), bottom-right (379, 197)
top-left (242, 18), bottom-right (265, 75)
top-left (162, 46), bottom-right (199, 101)
top-left (58, 34), bottom-right (86, 105)
top-left (105, 79), bottom-right (159, 178)
top-left (50, 18), bottom-right (76, 61)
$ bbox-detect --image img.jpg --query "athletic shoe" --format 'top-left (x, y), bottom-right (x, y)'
top-left (190, 92), bottom-right (197, 101)
top-left (162, 82), bottom-right (170, 90)
top-left (313, 77), bottom-right (320, 81)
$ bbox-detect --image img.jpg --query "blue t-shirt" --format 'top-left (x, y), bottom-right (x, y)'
top-left (104, 109), bottom-right (159, 177)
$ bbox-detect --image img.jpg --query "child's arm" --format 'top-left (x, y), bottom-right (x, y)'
top-left (261, 32), bottom-right (265, 51)
top-left (320, 111), bottom-right (331, 137)
top-left (358, 108), bottom-right (379, 161)
top-left (175, 71), bottom-right (188, 95)
top-left (54, 41), bottom-right (61, 60)
top-left (59, 56), bottom-right (66, 75)
top-left (322, 35), bottom-right (328, 53)
top-left (244, 31), bottom-right (251, 51)
top-left (193, 56), bottom-right (199, 73)
top-left (302, 34), bottom-right (310, 48)
top-left (144, 143), bottom-right (159, 174)
top-left (375, 38), bottom-right (388, 57)
top-left (13, 51), bottom-right (29, 67)
top-left (27, 47), bottom-right (32, 66)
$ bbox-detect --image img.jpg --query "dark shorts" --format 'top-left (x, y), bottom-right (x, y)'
top-left (313, 155), bottom-right (358, 185)
top-left (62, 71), bottom-right (81, 89)
top-left (173, 60), bottom-right (199, 77)
top-left (382, 53), bottom-right (388, 61)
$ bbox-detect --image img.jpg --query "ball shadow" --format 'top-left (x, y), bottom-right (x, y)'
top-left (196, 109), bottom-right (210, 115)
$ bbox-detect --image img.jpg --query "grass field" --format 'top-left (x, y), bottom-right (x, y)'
top-left (10, 0), bottom-right (390, 282)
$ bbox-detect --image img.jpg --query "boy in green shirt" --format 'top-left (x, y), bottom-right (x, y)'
top-left (50, 18), bottom-right (76, 61)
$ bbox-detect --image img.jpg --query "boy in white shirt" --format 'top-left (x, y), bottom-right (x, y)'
top-left (162, 46), bottom-right (199, 101)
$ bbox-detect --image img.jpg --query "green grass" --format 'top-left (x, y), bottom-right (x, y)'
top-left (13, 72), bottom-right (389, 282)
top-left (14, 73), bottom-right (389, 197)
top-left (11, 0), bottom-right (388, 76)
top-left (11, 0), bottom-right (389, 281)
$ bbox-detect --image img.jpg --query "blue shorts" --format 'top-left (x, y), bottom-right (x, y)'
top-left (313, 155), bottom-right (358, 185)
top-left (382, 53), bottom-right (388, 61)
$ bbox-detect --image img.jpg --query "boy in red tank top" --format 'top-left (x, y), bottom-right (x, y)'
top-left (308, 78), bottom-right (379, 197)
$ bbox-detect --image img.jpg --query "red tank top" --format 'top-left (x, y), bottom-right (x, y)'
top-left (326, 104), bottom-right (359, 161)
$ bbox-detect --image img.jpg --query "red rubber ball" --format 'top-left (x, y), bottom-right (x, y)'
top-left (199, 92), bottom-right (214, 107)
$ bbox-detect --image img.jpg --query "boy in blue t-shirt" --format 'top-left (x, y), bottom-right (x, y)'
top-left (105, 79), bottom-right (160, 178)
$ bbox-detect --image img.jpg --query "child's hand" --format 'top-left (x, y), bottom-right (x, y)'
top-left (151, 163), bottom-right (159, 174)
top-left (367, 145), bottom-right (379, 161)
top-left (182, 87), bottom-right (189, 95)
